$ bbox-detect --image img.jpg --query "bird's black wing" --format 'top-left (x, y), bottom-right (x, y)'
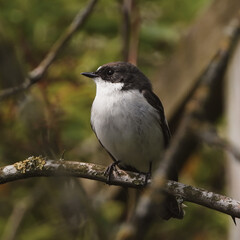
top-left (142, 89), bottom-right (184, 220)
top-left (142, 89), bottom-right (178, 180)
top-left (142, 89), bottom-right (171, 147)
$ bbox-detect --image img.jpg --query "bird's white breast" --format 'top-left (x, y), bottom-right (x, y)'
top-left (91, 78), bottom-right (164, 173)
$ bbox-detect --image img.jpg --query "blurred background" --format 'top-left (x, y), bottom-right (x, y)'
top-left (0, 0), bottom-right (239, 239)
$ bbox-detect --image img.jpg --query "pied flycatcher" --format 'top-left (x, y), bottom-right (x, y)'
top-left (82, 62), bottom-right (183, 219)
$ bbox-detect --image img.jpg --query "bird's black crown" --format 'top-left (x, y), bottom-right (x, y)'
top-left (83, 62), bottom-right (152, 91)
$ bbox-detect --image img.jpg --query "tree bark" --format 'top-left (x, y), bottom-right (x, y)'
top-left (0, 157), bottom-right (240, 220)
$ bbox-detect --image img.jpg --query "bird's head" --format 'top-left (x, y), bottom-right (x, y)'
top-left (81, 62), bottom-right (152, 92)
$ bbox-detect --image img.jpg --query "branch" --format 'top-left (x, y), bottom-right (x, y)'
top-left (121, 0), bottom-right (131, 61)
top-left (154, 20), bottom-right (240, 183)
top-left (1, 156), bottom-right (240, 219)
top-left (154, 4), bottom-right (240, 118)
top-left (0, 0), bottom-right (98, 101)
top-left (121, 0), bottom-right (140, 65)
top-left (0, 156), bottom-right (146, 187)
top-left (197, 123), bottom-right (240, 161)
top-left (165, 181), bottom-right (240, 219)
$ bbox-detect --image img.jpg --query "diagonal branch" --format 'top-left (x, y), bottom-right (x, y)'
top-left (0, 0), bottom-right (98, 101)
top-left (0, 156), bottom-right (240, 219)
top-left (197, 123), bottom-right (240, 161)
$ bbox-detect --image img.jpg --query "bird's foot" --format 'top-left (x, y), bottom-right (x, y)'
top-left (104, 160), bottom-right (120, 184)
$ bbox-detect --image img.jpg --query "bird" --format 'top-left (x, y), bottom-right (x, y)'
top-left (81, 61), bottom-right (184, 219)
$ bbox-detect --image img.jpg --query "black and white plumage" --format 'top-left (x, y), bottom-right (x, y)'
top-left (82, 62), bottom-right (183, 219)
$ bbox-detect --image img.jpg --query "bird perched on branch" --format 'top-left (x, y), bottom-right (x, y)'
top-left (82, 62), bottom-right (183, 219)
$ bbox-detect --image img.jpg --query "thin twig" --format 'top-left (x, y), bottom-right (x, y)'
top-left (197, 123), bottom-right (240, 160)
top-left (0, 0), bottom-right (98, 101)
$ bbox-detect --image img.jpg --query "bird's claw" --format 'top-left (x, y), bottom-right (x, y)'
top-left (104, 160), bottom-right (120, 184)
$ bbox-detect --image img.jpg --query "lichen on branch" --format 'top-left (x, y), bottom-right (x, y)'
top-left (0, 156), bottom-right (240, 220)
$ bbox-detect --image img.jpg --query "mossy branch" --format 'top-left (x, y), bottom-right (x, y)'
top-left (1, 156), bottom-right (240, 219)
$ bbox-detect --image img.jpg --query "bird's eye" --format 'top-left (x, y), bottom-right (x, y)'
top-left (106, 69), bottom-right (114, 75)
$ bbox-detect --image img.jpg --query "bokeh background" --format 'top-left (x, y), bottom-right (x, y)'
top-left (0, 0), bottom-right (238, 239)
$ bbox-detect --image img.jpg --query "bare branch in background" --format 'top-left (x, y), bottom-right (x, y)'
top-left (127, 0), bottom-right (140, 65)
top-left (157, 19), bottom-right (240, 189)
top-left (154, 1), bottom-right (240, 118)
top-left (121, 0), bottom-right (140, 65)
top-left (121, 0), bottom-right (131, 62)
top-left (197, 123), bottom-right (240, 161)
top-left (0, 0), bottom-right (98, 101)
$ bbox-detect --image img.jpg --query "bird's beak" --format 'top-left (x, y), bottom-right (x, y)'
top-left (81, 72), bottom-right (98, 78)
